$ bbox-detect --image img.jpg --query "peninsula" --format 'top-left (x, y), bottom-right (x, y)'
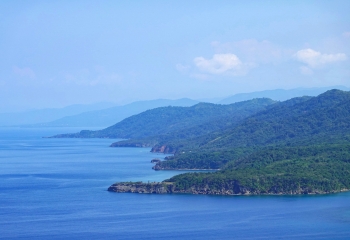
top-left (54, 90), bottom-right (350, 195)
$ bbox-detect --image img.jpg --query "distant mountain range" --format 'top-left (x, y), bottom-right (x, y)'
top-left (0, 99), bottom-right (200, 128)
top-left (52, 98), bottom-right (276, 140)
top-left (17, 98), bottom-right (199, 128)
top-left (218, 86), bottom-right (350, 104)
top-left (0, 102), bottom-right (117, 126)
top-left (1, 86), bottom-right (348, 128)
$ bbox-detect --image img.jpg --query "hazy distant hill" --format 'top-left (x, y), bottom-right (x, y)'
top-left (53, 98), bottom-right (276, 139)
top-left (218, 86), bottom-right (349, 104)
top-left (0, 102), bottom-right (117, 126)
top-left (30, 98), bottom-right (199, 128)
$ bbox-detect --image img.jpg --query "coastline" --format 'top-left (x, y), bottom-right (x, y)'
top-left (108, 182), bottom-right (349, 196)
top-left (153, 168), bottom-right (219, 171)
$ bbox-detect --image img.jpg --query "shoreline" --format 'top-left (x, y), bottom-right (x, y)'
top-left (153, 168), bottom-right (219, 171)
top-left (107, 182), bottom-right (349, 196)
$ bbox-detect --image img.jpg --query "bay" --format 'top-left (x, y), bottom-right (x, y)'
top-left (0, 127), bottom-right (350, 239)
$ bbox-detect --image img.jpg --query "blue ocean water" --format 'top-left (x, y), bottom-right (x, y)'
top-left (0, 127), bottom-right (350, 239)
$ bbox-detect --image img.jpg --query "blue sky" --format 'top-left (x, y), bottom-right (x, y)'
top-left (1, 1), bottom-right (349, 111)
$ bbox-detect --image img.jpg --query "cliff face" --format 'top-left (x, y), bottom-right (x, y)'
top-left (107, 182), bottom-right (347, 195)
top-left (150, 145), bottom-right (177, 154)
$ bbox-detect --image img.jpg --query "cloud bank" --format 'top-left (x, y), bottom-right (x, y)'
top-left (194, 53), bottom-right (244, 75)
top-left (294, 49), bottom-right (347, 68)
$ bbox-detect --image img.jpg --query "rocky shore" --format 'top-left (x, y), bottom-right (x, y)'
top-left (108, 182), bottom-right (174, 194)
top-left (108, 182), bottom-right (347, 195)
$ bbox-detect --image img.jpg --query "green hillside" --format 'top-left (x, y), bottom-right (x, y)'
top-left (52, 89), bottom-right (350, 195)
top-left (165, 143), bottom-right (350, 194)
top-left (146, 90), bottom-right (350, 194)
top-left (153, 90), bottom-right (350, 170)
top-left (149, 96), bottom-right (313, 154)
top-left (53, 98), bottom-right (275, 141)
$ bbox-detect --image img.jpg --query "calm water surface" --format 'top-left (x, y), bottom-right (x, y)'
top-left (0, 127), bottom-right (350, 239)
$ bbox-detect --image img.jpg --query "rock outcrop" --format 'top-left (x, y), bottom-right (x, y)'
top-left (150, 144), bottom-right (177, 154)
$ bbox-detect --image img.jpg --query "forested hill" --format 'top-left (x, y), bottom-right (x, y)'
top-left (202, 89), bottom-right (350, 149)
top-left (108, 89), bottom-right (350, 195)
top-left (151, 90), bottom-right (350, 154)
top-left (152, 89), bottom-right (350, 170)
top-left (52, 98), bottom-right (276, 139)
top-left (161, 143), bottom-right (350, 195)
top-left (150, 95), bottom-right (313, 153)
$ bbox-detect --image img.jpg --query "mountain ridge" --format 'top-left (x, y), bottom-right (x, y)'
top-left (218, 86), bottom-right (350, 104)
top-left (52, 98), bottom-right (276, 140)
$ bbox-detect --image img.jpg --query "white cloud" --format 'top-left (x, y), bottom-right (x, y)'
top-left (294, 48), bottom-right (347, 68)
top-left (13, 66), bottom-right (36, 79)
top-left (194, 53), bottom-right (244, 75)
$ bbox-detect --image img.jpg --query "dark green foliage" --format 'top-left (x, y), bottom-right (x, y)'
top-left (155, 148), bottom-right (255, 169)
top-left (200, 90), bottom-right (350, 150)
top-left (166, 144), bottom-right (350, 194)
top-left (190, 90), bottom-right (350, 149)
top-left (153, 90), bottom-right (350, 194)
top-left (149, 95), bottom-right (316, 153)
top-left (156, 90), bottom-right (350, 161)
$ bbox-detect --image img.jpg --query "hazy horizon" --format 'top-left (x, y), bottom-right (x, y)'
top-left (1, 1), bottom-right (349, 111)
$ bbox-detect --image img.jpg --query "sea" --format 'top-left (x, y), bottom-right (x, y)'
top-left (1, 127), bottom-right (350, 239)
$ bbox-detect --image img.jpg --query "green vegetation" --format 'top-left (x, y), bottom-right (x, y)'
top-left (152, 90), bottom-right (350, 169)
top-left (154, 90), bottom-right (350, 194)
top-left (53, 98), bottom-right (275, 141)
top-left (56, 89), bottom-right (350, 195)
top-left (166, 144), bottom-right (350, 194)
top-left (153, 148), bottom-right (254, 170)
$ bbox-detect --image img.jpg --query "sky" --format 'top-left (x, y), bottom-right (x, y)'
top-left (1, 0), bottom-right (349, 111)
